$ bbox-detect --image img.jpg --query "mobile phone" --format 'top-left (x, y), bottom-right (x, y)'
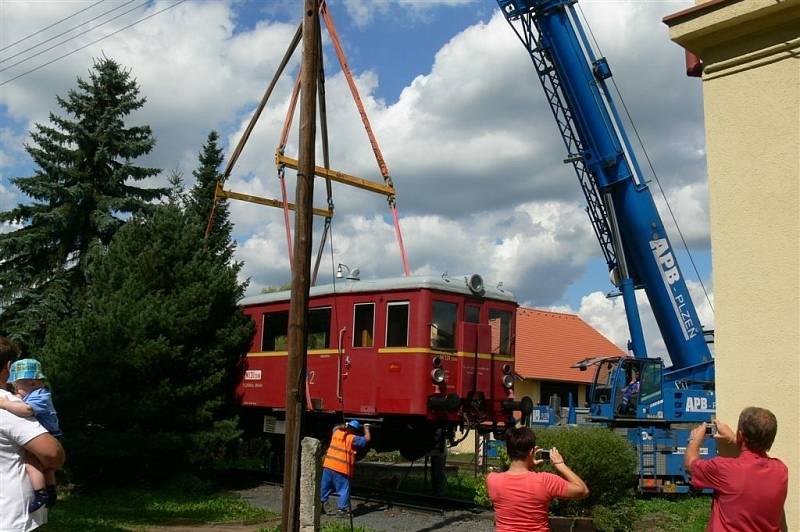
top-left (535, 449), bottom-right (551, 462)
top-left (705, 421), bottom-right (717, 437)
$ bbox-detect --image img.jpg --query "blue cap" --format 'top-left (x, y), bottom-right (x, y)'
top-left (346, 420), bottom-right (362, 431)
top-left (7, 358), bottom-right (46, 383)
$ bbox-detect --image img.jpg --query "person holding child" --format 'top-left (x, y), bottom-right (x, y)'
top-left (1, 358), bottom-right (63, 512)
top-left (0, 337), bottom-right (65, 531)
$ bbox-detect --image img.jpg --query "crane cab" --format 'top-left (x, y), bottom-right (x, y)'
top-left (573, 356), bottom-right (665, 423)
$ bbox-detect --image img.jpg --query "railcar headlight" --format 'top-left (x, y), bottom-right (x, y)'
top-left (432, 356), bottom-right (442, 368)
top-left (502, 364), bottom-right (512, 375)
top-left (502, 374), bottom-right (514, 389)
top-left (431, 368), bottom-right (445, 384)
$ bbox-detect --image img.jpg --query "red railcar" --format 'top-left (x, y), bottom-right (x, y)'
top-left (237, 273), bottom-right (532, 459)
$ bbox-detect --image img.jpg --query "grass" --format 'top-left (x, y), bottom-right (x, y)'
top-left (632, 496), bottom-right (711, 532)
top-left (38, 477), bottom-right (274, 532)
top-left (387, 468), bottom-right (482, 501)
top-left (37, 461), bottom-right (710, 532)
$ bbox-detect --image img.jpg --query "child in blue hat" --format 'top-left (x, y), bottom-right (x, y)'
top-left (1, 358), bottom-right (62, 512)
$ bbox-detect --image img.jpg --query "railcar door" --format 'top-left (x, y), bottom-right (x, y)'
top-left (459, 321), bottom-right (492, 415)
top-left (342, 301), bottom-right (378, 415)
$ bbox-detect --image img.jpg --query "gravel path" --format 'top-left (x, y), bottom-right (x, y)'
top-left (237, 482), bottom-right (495, 531)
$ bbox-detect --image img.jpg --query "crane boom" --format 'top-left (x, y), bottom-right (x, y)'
top-left (497, 0), bottom-right (712, 378)
top-left (497, 0), bottom-right (718, 493)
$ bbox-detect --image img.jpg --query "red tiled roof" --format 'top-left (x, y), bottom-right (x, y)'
top-left (515, 307), bottom-right (625, 383)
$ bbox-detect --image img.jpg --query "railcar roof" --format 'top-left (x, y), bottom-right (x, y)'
top-left (241, 275), bottom-right (517, 306)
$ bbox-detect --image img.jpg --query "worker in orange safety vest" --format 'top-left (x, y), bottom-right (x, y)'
top-left (320, 420), bottom-right (371, 517)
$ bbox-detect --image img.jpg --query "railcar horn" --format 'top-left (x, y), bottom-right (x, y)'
top-left (467, 274), bottom-right (484, 295)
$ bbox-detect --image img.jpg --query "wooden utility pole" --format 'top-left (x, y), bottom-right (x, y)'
top-left (281, 1), bottom-right (319, 530)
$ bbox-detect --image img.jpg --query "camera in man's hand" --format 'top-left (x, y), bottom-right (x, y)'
top-left (705, 421), bottom-right (717, 437)
top-left (535, 449), bottom-right (551, 462)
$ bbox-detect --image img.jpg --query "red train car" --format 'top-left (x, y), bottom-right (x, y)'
top-left (237, 273), bottom-right (532, 459)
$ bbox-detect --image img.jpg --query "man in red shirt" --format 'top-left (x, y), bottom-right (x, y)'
top-left (685, 406), bottom-right (788, 532)
top-left (487, 427), bottom-right (588, 531)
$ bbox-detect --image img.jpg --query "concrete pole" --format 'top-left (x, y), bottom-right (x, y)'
top-left (281, 1), bottom-right (319, 530)
top-left (300, 437), bottom-right (322, 532)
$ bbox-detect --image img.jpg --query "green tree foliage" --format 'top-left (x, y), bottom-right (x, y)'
top-left (533, 427), bottom-right (637, 514)
top-left (42, 191), bottom-right (253, 485)
top-left (0, 58), bottom-right (166, 348)
top-left (261, 283), bottom-right (291, 294)
top-left (186, 131), bottom-right (232, 256)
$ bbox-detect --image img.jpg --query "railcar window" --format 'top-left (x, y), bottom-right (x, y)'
top-left (353, 303), bottom-right (375, 348)
top-left (489, 309), bottom-right (512, 355)
top-left (262, 311), bottom-right (289, 351)
top-left (308, 307), bottom-right (331, 349)
top-left (386, 302), bottom-right (409, 347)
top-left (465, 305), bottom-right (480, 323)
top-left (431, 301), bottom-right (457, 349)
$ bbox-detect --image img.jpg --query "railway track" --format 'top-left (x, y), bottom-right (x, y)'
top-left (249, 473), bottom-right (479, 515)
top-left (351, 486), bottom-right (479, 515)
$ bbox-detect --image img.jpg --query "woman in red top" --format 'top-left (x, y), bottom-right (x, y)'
top-left (487, 427), bottom-right (589, 531)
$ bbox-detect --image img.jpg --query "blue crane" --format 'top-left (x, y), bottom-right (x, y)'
top-left (496, 0), bottom-right (716, 492)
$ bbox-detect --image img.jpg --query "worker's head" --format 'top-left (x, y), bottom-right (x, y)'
top-left (346, 420), bottom-right (362, 432)
top-left (504, 426), bottom-right (536, 462)
top-left (737, 406), bottom-right (778, 454)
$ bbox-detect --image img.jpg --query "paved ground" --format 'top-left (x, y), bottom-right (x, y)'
top-left (237, 482), bottom-right (495, 531)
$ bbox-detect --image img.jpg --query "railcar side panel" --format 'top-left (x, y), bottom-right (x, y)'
top-left (236, 276), bottom-right (526, 456)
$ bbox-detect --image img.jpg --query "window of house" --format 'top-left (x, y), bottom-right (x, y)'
top-left (465, 305), bottom-right (481, 324)
top-left (489, 309), bottom-right (512, 355)
top-left (262, 311), bottom-right (289, 351)
top-left (431, 300), bottom-right (457, 350)
top-left (386, 302), bottom-right (409, 347)
top-left (353, 303), bottom-right (375, 348)
top-left (308, 307), bottom-right (331, 349)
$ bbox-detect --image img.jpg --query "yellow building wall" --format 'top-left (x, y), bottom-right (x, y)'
top-left (515, 378), bottom-right (541, 405)
top-left (668, 3), bottom-right (800, 528)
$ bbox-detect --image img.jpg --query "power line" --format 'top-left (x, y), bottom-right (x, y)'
top-left (0, 0), bottom-right (107, 53)
top-left (1, 0), bottom-right (144, 67)
top-left (0, 0), bottom-right (189, 88)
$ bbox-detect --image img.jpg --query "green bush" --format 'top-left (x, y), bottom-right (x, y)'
top-left (473, 474), bottom-right (491, 508)
top-left (534, 427), bottom-right (638, 515)
top-left (477, 427), bottom-right (637, 517)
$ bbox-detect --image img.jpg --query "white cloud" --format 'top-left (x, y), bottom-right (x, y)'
top-left (569, 280), bottom-right (715, 366)
top-left (0, 129), bottom-right (27, 168)
top-left (0, 1), bottom-right (299, 174)
top-left (1, 0), bottom-right (708, 314)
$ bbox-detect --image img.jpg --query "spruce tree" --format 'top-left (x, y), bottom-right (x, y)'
top-left (0, 58), bottom-right (166, 346)
top-left (43, 197), bottom-right (253, 485)
top-left (186, 130), bottom-right (232, 256)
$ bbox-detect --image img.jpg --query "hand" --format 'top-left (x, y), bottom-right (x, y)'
top-left (550, 447), bottom-right (565, 465)
top-left (0, 398), bottom-right (7, 410)
top-left (690, 422), bottom-right (707, 443)
top-left (713, 420), bottom-right (736, 445)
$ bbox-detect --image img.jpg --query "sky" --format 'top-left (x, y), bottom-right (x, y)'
top-left (0, 0), bottom-right (714, 360)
